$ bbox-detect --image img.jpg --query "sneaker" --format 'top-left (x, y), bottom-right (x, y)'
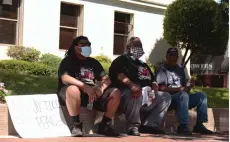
top-left (177, 124), bottom-right (192, 135)
top-left (139, 125), bottom-right (165, 134)
top-left (98, 122), bottom-right (120, 137)
top-left (193, 123), bottom-right (214, 135)
top-left (71, 122), bottom-right (83, 137)
top-left (127, 127), bottom-right (140, 136)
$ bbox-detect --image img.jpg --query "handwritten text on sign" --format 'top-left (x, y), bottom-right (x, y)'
top-left (6, 94), bottom-right (71, 138)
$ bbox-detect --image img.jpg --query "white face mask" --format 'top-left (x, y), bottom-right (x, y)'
top-left (80, 46), bottom-right (91, 57)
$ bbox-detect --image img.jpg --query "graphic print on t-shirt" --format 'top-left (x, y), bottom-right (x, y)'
top-left (138, 66), bottom-right (151, 80)
top-left (78, 67), bottom-right (95, 85)
top-left (167, 72), bottom-right (181, 88)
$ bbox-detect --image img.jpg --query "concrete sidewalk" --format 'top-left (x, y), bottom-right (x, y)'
top-left (0, 133), bottom-right (228, 142)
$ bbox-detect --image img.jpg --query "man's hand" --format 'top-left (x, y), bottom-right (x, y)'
top-left (93, 86), bottom-right (103, 98)
top-left (84, 85), bottom-right (97, 103)
top-left (152, 82), bottom-right (159, 92)
top-left (180, 86), bottom-right (191, 92)
top-left (130, 84), bottom-right (142, 99)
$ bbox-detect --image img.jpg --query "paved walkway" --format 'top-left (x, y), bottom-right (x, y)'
top-left (0, 133), bottom-right (228, 142)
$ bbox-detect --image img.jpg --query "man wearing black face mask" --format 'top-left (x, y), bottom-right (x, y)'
top-left (109, 37), bottom-right (171, 135)
top-left (57, 36), bottom-right (121, 137)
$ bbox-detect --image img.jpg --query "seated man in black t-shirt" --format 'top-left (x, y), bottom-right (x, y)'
top-left (57, 36), bottom-right (120, 137)
top-left (109, 37), bottom-right (171, 135)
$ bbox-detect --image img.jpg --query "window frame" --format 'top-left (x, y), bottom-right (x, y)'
top-left (59, 2), bottom-right (83, 50)
top-left (113, 11), bottom-right (134, 55)
top-left (0, 0), bottom-right (23, 46)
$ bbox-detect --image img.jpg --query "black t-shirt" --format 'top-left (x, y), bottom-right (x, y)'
top-left (57, 57), bottom-right (106, 94)
top-left (109, 54), bottom-right (155, 89)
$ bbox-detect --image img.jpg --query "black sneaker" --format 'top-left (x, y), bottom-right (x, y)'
top-left (139, 125), bottom-right (165, 134)
top-left (127, 127), bottom-right (140, 136)
top-left (98, 122), bottom-right (120, 137)
top-left (177, 124), bottom-right (192, 135)
top-left (193, 123), bottom-right (214, 135)
top-left (71, 122), bottom-right (83, 137)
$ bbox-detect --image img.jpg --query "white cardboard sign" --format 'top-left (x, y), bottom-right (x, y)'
top-left (5, 94), bottom-right (71, 138)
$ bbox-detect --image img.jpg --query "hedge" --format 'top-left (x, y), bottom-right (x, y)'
top-left (0, 60), bottom-right (57, 76)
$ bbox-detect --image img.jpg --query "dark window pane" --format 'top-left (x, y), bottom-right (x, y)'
top-left (115, 12), bottom-right (130, 23)
top-left (60, 3), bottom-right (79, 27)
top-left (59, 28), bottom-right (77, 49)
top-left (0, 0), bottom-right (19, 19)
top-left (114, 21), bottom-right (132, 34)
top-left (0, 20), bottom-right (16, 44)
top-left (113, 34), bottom-right (127, 55)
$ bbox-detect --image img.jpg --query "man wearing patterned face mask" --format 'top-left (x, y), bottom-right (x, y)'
top-left (57, 36), bottom-right (121, 137)
top-left (109, 37), bottom-right (171, 135)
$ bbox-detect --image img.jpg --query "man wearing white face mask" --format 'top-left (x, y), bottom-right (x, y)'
top-left (57, 36), bottom-right (121, 137)
top-left (109, 37), bottom-right (171, 135)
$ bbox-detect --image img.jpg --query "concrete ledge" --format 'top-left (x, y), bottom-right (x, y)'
top-left (0, 104), bottom-right (228, 136)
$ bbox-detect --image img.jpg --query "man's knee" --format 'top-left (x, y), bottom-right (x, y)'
top-left (196, 92), bottom-right (207, 102)
top-left (179, 91), bottom-right (189, 101)
top-left (66, 85), bottom-right (81, 98)
top-left (163, 92), bottom-right (172, 103)
top-left (109, 88), bottom-right (121, 102)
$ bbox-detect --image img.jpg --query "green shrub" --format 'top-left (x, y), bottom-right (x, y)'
top-left (7, 46), bottom-right (41, 62)
top-left (39, 53), bottom-right (62, 68)
top-left (0, 60), bottom-right (56, 76)
top-left (101, 62), bottom-right (111, 74)
top-left (0, 90), bottom-right (8, 103)
top-left (93, 54), bottom-right (112, 64)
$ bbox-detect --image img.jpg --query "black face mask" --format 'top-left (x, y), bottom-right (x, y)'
top-left (128, 46), bottom-right (144, 59)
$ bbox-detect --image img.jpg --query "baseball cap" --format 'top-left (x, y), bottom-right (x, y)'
top-left (166, 48), bottom-right (178, 56)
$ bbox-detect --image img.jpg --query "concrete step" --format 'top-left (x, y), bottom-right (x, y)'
top-left (0, 104), bottom-right (229, 136)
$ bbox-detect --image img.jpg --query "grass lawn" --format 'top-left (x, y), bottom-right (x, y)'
top-left (0, 70), bottom-right (229, 108)
top-left (0, 70), bottom-right (57, 95)
top-left (191, 87), bottom-right (229, 108)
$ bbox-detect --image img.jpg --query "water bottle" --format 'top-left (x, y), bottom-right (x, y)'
top-left (87, 101), bottom-right (93, 110)
top-left (147, 90), bottom-right (155, 106)
top-left (94, 80), bottom-right (102, 98)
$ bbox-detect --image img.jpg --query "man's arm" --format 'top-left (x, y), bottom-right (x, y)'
top-left (117, 73), bottom-right (136, 89)
top-left (61, 74), bottom-right (90, 91)
top-left (58, 59), bottom-right (90, 91)
top-left (100, 75), bottom-right (111, 92)
top-left (158, 85), bottom-right (188, 94)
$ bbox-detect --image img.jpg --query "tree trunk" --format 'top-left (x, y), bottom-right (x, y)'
top-left (182, 48), bottom-right (189, 65)
top-left (183, 51), bottom-right (194, 68)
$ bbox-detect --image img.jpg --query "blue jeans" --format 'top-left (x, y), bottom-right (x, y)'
top-left (170, 91), bottom-right (208, 125)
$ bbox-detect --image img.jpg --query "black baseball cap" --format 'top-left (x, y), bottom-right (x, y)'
top-left (166, 48), bottom-right (179, 56)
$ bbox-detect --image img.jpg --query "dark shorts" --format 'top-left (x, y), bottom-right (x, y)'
top-left (58, 85), bottom-right (116, 112)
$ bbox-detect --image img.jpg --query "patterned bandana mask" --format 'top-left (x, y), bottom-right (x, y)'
top-left (129, 46), bottom-right (144, 59)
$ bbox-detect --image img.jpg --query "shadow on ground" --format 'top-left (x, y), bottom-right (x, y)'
top-left (141, 132), bottom-right (229, 141)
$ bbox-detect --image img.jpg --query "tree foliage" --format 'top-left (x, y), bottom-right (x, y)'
top-left (163, 0), bottom-right (229, 66)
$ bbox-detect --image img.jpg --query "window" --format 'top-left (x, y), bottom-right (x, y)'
top-left (0, 0), bottom-right (20, 44)
top-left (113, 12), bottom-right (133, 55)
top-left (59, 3), bottom-right (83, 49)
